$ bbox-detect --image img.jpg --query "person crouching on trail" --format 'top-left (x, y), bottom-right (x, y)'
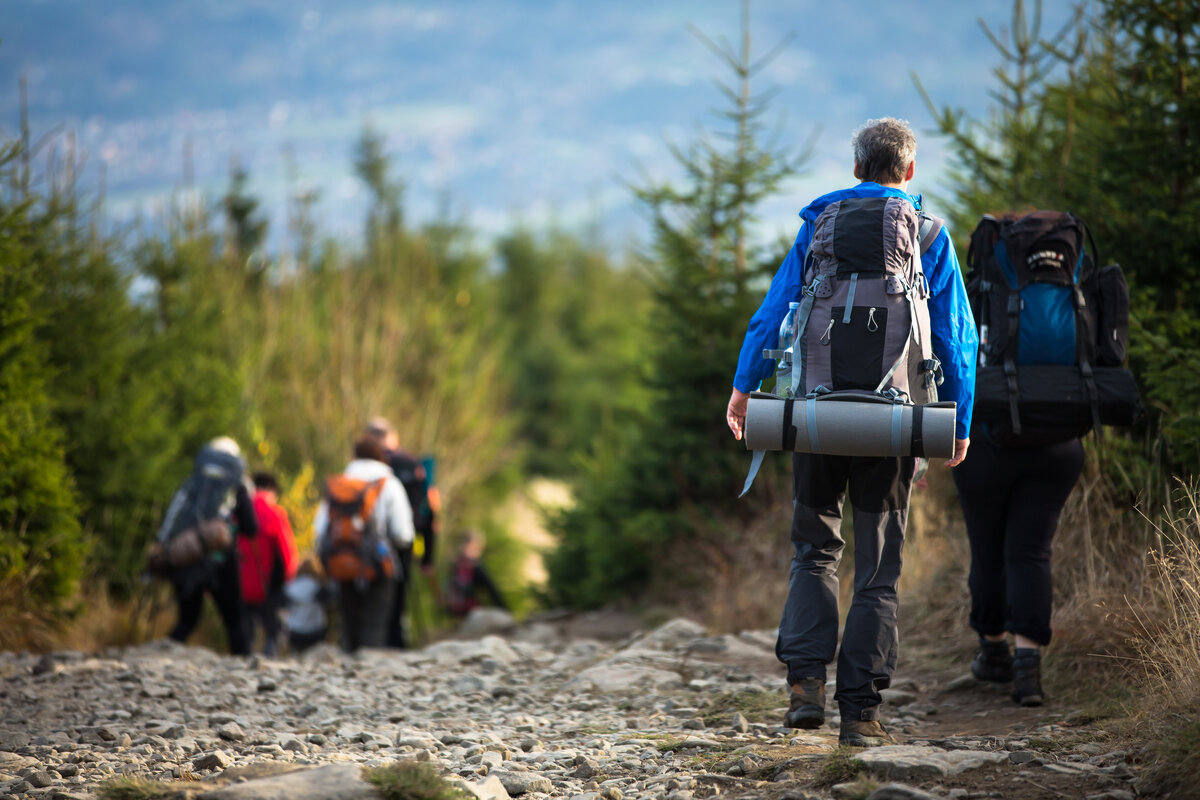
top-left (313, 436), bottom-right (414, 653)
top-left (725, 118), bottom-right (978, 747)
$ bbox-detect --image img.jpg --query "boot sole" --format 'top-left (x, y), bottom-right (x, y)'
top-left (784, 707), bottom-right (825, 729)
top-left (1015, 694), bottom-right (1044, 707)
top-left (839, 734), bottom-right (894, 747)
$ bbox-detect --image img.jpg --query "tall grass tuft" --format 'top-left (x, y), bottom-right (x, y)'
top-left (1126, 482), bottom-right (1200, 794)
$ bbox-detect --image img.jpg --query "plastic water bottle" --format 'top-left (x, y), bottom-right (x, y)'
top-left (775, 301), bottom-right (800, 398)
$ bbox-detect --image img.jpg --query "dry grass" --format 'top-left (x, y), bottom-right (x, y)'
top-left (1122, 482), bottom-right (1200, 795)
top-left (0, 576), bottom-right (207, 654)
top-left (0, 573), bottom-right (59, 653)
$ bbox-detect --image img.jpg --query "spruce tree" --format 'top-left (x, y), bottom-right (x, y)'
top-left (0, 143), bottom-right (86, 607)
top-left (548, 5), bottom-right (806, 606)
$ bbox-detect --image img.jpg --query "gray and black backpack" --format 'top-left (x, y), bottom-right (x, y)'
top-left (780, 195), bottom-right (945, 402)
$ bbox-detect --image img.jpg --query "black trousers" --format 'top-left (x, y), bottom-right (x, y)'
top-left (778, 452), bottom-right (914, 716)
top-left (169, 556), bottom-right (250, 656)
top-left (386, 547), bottom-right (414, 648)
top-left (245, 597), bottom-right (283, 657)
top-left (952, 436), bottom-right (1084, 645)
top-left (336, 577), bottom-right (395, 653)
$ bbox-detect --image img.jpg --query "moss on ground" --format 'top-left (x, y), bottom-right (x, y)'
top-left (97, 777), bottom-right (172, 800)
top-left (364, 760), bottom-right (472, 800)
top-left (699, 689), bottom-right (787, 727)
top-left (812, 747), bottom-right (865, 786)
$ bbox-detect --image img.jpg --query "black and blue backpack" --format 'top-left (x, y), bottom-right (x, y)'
top-left (966, 211), bottom-right (1141, 446)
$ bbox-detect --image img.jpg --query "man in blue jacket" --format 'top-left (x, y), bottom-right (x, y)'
top-left (726, 118), bottom-right (978, 747)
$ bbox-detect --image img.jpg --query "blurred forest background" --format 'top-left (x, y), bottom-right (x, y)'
top-left (2, 0), bottom-right (1199, 789)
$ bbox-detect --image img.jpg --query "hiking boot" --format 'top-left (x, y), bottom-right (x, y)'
top-left (1012, 648), bottom-right (1044, 706)
top-left (839, 709), bottom-right (895, 747)
top-left (971, 637), bottom-right (1013, 684)
top-left (783, 677), bottom-right (826, 729)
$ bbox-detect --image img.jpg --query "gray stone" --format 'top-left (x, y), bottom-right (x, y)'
top-left (25, 772), bottom-right (53, 789)
top-left (197, 763), bottom-right (375, 800)
top-left (1086, 792), bottom-right (1134, 800)
top-left (857, 745), bottom-right (1008, 779)
top-left (454, 774), bottom-right (512, 800)
top-left (493, 770), bottom-right (554, 795)
top-left (573, 757), bottom-right (600, 779)
top-left (458, 609), bottom-right (518, 637)
top-left (633, 618), bottom-right (708, 651)
top-left (566, 665), bottom-right (683, 693)
top-left (866, 784), bottom-right (942, 800)
top-left (218, 723), bottom-right (247, 743)
top-left (194, 751), bottom-right (233, 771)
top-left (0, 733), bottom-right (31, 751)
top-left (0, 756), bottom-right (35, 773)
top-left (730, 712), bottom-right (749, 734)
top-left (1009, 751), bottom-right (1037, 765)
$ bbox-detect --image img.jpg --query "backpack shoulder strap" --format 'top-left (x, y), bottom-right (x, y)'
top-left (917, 213), bottom-right (944, 256)
top-left (359, 477), bottom-right (389, 522)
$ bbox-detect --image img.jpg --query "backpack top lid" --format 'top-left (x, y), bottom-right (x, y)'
top-left (981, 210), bottom-right (1089, 290)
top-left (189, 445), bottom-right (245, 521)
top-left (808, 195), bottom-right (921, 278)
top-left (325, 475), bottom-right (386, 514)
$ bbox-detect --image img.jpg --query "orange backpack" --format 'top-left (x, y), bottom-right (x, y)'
top-left (319, 475), bottom-right (396, 585)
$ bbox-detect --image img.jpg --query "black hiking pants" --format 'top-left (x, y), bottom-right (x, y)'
top-left (953, 436), bottom-right (1084, 645)
top-left (336, 577), bottom-right (395, 653)
top-left (777, 452), bottom-right (914, 718)
top-left (386, 546), bottom-right (414, 648)
top-left (169, 555), bottom-right (250, 656)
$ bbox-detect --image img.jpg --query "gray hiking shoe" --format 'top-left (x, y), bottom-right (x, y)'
top-left (839, 708), bottom-right (895, 747)
top-left (783, 677), bottom-right (825, 729)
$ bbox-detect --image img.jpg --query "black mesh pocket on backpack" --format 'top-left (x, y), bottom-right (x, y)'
top-left (831, 305), bottom-right (888, 390)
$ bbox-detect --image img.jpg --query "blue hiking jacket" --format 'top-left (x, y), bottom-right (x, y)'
top-left (733, 182), bottom-right (979, 439)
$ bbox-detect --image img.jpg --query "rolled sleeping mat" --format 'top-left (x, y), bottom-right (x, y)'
top-left (739, 390), bottom-right (957, 497)
top-left (744, 390), bottom-right (957, 458)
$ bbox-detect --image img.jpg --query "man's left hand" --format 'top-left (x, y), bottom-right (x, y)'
top-left (944, 437), bottom-right (970, 468)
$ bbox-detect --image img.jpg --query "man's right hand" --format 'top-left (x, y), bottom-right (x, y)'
top-left (726, 388), bottom-right (750, 440)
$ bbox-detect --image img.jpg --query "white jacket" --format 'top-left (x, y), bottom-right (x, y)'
top-left (313, 459), bottom-right (415, 557)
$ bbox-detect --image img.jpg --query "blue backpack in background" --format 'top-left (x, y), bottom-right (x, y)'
top-left (966, 211), bottom-right (1140, 445)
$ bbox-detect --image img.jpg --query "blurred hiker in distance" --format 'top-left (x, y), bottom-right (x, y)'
top-left (237, 471), bottom-right (299, 656)
top-left (284, 557), bottom-right (329, 653)
top-left (149, 436), bottom-right (258, 655)
top-left (444, 530), bottom-right (508, 619)
top-left (364, 417), bottom-right (441, 648)
top-left (313, 435), bottom-right (413, 652)
top-left (726, 118), bottom-right (978, 747)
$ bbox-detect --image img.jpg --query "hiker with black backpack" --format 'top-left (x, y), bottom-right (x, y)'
top-left (313, 435), bottom-right (414, 653)
top-left (725, 118), bottom-right (978, 747)
top-left (150, 437), bottom-right (258, 655)
top-left (364, 418), bottom-right (440, 649)
top-left (956, 211), bottom-right (1139, 706)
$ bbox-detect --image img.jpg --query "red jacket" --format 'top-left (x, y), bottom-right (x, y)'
top-left (238, 493), bottom-right (299, 605)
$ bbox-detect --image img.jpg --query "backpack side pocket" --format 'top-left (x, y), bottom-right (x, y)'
top-left (1096, 263), bottom-right (1130, 366)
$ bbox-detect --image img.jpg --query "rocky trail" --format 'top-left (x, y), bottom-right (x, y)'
top-left (0, 613), bottom-right (1141, 800)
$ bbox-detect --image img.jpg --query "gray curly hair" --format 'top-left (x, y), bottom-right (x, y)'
top-left (852, 118), bottom-right (917, 184)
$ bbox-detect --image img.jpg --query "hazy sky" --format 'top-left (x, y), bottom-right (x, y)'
top-left (1, 1), bottom-right (1080, 251)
